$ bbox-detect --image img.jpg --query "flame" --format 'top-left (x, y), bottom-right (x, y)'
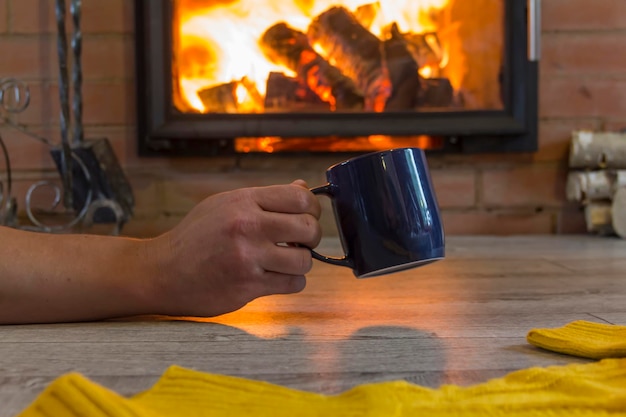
top-left (362, 0), bottom-right (449, 37)
top-left (418, 65), bottom-right (433, 78)
top-left (174, 0), bottom-right (450, 113)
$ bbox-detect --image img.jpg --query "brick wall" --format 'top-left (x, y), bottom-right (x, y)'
top-left (1, 0), bottom-right (625, 236)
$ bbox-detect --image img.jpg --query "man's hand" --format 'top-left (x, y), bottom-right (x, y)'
top-left (0, 181), bottom-right (322, 324)
top-left (145, 180), bottom-right (322, 317)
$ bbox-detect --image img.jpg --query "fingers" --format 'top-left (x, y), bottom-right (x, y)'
top-left (234, 248), bottom-right (309, 302)
top-left (261, 244), bottom-right (313, 276)
top-left (260, 211), bottom-right (322, 248)
top-left (258, 272), bottom-right (307, 296)
top-left (253, 182), bottom-right (321, 219)
top-left (236, 181), bottom-right (321, 300)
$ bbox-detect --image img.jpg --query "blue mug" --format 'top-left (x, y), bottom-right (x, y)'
top-left (310, 148), bottom-right (445, 278)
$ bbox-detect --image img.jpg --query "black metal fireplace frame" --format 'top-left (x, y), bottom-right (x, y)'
top-left (135, 0), bottom-right (539, 156)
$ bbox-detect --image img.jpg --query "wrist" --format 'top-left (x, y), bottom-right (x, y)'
top-left (118, 236), bottom-right (166, 317)
top-left (129, 234), bottom-right (178, 317)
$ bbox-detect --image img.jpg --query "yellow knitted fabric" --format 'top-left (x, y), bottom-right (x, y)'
top-left (16, 359), bottom-right (626, 417)
top-left (527, 320), bottom-right (626, 359)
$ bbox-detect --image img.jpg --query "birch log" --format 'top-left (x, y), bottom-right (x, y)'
top-left (584, 201), bottom-right (614, 235)
top-left (566, 170), bottom-right (626, 202)
top-left (611, 187), bottom-right (626, 238)
top-left (569, 131), bottom-right (626, 169)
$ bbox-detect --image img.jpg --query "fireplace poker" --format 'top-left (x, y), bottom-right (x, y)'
top-left (54, 0), bottom-right (74, 209)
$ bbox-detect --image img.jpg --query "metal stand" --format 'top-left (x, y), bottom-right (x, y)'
top-left (0, 0), bottom-right (133, 234)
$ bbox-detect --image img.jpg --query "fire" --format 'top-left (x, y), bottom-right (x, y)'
top-left (174, 0), bottom-right (451, 113)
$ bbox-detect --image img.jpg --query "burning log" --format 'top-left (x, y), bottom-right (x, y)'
top-left (382, 23), bottom-right (420, 110)
top-left (260, 23), bottom-right (363, 111)
top-left (402, 32), bottom-right (444, 72)
top-left (307, 6), bottom-right (390, 111)
top-left (197, 81), bottom-right (239, 113)
top-left (417, 77), bottom-right (454, 108)
top-left (264, 72), bottom-right (330, 112)
top-left (197, 77), bottom-right (265, 113)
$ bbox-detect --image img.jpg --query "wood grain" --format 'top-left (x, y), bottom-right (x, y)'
top-left (1, 236), bottom-right (625, 416)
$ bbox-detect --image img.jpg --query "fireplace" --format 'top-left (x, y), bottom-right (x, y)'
top-left (135, 0), bottom-right (539, 155)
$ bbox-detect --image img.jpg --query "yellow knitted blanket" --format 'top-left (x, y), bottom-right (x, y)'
top-left (527, 320), bottom-right (626, 359)
top-left (15, 320), bottom-right (626, 417)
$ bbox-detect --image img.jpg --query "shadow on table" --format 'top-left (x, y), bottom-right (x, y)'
top-left (111, 315), bottom-right (448, 392)
top-left (326, 325), bottom-right (448, 391)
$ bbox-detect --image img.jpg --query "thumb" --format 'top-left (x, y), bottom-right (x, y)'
top-left (291, 179), bottom-right (309, 188)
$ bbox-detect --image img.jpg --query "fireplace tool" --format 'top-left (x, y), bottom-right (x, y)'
top-left (0, 0), bottom-right (134, 234)
top-left (0, 78), bottom-right (25, 227)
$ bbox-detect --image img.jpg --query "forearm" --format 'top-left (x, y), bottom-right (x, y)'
top-left (0, 226), bottom-right (158, 324)
top-left (0, 182), bottom-right (323, 323)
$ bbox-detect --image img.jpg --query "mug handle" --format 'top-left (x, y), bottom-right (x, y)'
top-left (309, 184), bottom-right (354, 269)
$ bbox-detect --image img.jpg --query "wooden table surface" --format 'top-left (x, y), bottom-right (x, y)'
top-left (2, 235), bottom-right (626, 416)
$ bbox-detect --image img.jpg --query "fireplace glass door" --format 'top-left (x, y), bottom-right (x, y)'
top-left (136, 0), bottom-right (538, 154)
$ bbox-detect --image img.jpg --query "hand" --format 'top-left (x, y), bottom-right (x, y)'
top-left (145, 180), bottom-right (322, 317)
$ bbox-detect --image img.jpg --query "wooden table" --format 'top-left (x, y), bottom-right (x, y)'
top-left (2, 235), bottom-right (626, 416)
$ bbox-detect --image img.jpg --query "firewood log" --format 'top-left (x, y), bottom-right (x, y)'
top-left (402, 32), bottom-right (443, 73)
top-left (307, 6), bottom-right (390, 111)
top-left (264, 72), bottom-right (330, 112)
top-left (566, 170), bottom-right (626, 202)
top-left (417, 77), bottom-right (454, 108)
top-left (260, 23), bottom-right (363, 111)
top-left (570, 131), bottom-right (626, 169)
top-left (612, 187), bottom-right (626, 238)
top-left (382, 23), bottom-right (420, 111)
top-left (584, 201), bottom-right (614, 235)
top-left (197, 81), bottom-right (239, 113)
